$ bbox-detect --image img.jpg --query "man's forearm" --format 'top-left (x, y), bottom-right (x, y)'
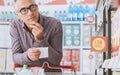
top-left (13, 51), bottom-right (31, 65)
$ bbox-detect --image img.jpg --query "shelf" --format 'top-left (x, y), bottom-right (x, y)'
top-left (63, 46), bottom-right (80, 49)
top-left (111, 68), bottom-right (120, 71)
top-left (0, 22), bottom-right (10, 25)
top-left (62, 21), bottom-right (81, 25)
top-left (0, 71), bottom-right (14, 74)
top-left (0, 47), bottom-right (11, 49)
top-left (82, 46), bottom-right (91, 48)
top-left (0, 21), bottom-right (81, 25)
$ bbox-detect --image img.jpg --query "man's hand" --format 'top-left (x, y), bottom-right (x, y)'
top-left (29, 21), bottom-right (44, 42)
top-left (27, 48), bottom-right (41, 61)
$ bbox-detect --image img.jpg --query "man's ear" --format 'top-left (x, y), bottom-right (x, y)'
top-left (14, 11), bottom-right (18, 17)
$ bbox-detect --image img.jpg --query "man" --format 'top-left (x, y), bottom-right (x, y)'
top-left (10, 0), bottom-right (63, 72)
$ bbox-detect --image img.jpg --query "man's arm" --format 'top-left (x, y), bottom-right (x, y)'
top-left (10, 20), bottom-right (63, 65)
top-left (10, 22), bottom-right (31, 65)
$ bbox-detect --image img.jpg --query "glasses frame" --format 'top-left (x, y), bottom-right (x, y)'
top-left (17, 4), bottom-right (38, 15)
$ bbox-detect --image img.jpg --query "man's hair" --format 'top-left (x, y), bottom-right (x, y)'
top-left (12, 0), bottom-right (36, 11)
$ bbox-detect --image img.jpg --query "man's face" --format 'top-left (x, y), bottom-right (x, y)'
top-left (15, 0), bottom-right (39, 25)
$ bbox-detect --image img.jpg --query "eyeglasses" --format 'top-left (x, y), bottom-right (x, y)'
top-left (18, 4), bottom-right (38, 15)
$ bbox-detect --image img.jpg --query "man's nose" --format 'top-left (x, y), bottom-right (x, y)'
top-left (27, 9), bottom-right (33, 15)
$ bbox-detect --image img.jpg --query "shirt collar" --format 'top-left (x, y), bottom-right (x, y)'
top-left (39, 13), bottom-right (44, 27)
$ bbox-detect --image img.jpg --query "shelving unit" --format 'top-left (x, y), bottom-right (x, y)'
top-left (0, 21), bottom-right (14, 75)
top-left (96, 0), bottom-right (120, 75)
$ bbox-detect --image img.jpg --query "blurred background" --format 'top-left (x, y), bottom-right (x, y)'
top-left (0, 0), bottom-right (120, 75)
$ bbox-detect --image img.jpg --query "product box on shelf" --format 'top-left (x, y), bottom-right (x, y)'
top-left (83, 36), bottom-right (90, 46)
top-left (83, 25), bottom-right (91, 37)
top-left (63, 25), bottom-right (72, 36)
top-left (72, 49), bottom-right (80, 71)
top-left (61, 49), bottom-right (80, 72)
top-left (73, 62), bottom-right (80, 71)
top-left (82, 25), bottom-right (95, 47)
top-left (6, 49), bottom-right (14, 72)
top-left (63, 24), bottom-right (81, 47)
top-left (0, 49), bottom-right (6, 72)
top-left (72, 25), bottom-right (80, 36)
top-left (64, 36), bottom-right (72, 46)
top-left (0, 11), bottom-right (16, 22)
top-left (62, 49), bottom-right (72, 73)
top-left (72, 36), bottom-right (80, 46)
top-left (0, 25), bottom-right (11, 48)
top-left (63, 49), bottom-right (72, 64)
top-left (72, 49), bottom-right (80, 62)
top-left (0, 26), bottom-right (6, 47)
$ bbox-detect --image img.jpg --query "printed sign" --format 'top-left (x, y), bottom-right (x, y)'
top-left (91, 36), bottom-right (108, 52)
top-left (36, 0), bottom-right (95, 5)
top-left (0, 0), bottom-right (4, 5)
top-left (87, 16), bottom-right (94, 23)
